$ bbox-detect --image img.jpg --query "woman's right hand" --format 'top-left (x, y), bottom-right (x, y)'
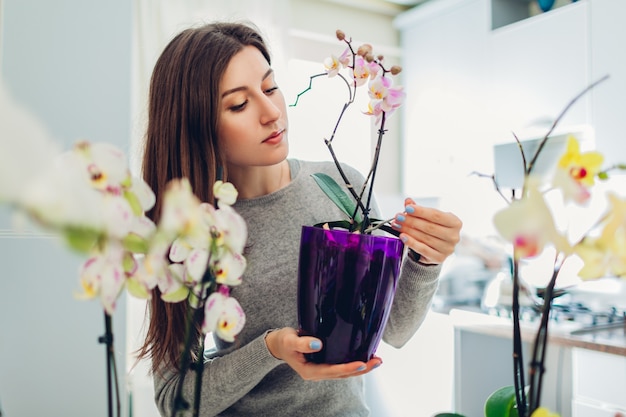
top-left (264, 327), bottom-right (382, 381)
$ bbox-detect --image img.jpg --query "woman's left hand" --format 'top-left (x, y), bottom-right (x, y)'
top-left (391, 197), bottom-right (462, 265)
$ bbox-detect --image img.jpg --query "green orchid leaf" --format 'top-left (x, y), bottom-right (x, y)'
top-left (484, 385), bottom-right (519, 417)
top-left (311, 173), bottom-right (361, 222)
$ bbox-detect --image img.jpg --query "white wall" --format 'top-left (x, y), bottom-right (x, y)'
top-left (395, 0), bottom-right (626, 238)
top-left (0, 0), bottom-right (132, 415)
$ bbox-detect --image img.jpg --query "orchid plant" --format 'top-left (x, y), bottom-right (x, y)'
top-left (291, 30), bottom-right (405, 234)
top-left (438, 77), bottom-right (626, 417)
top-left (0, 82), bottom-right (248, 417)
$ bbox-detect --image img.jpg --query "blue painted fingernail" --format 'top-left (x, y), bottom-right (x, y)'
top-left (357, 365), bottom-right (366, 371)
top-left (373, 363), bottom-right (381, 369)
top-left (400, 235), bottom-right (408, 243)
top-left (405, 206), bottom-right (415, 214)
top-left (396, 214), bottom-right (406, 222)
top-left (309, 340), bottom-right (321, 350)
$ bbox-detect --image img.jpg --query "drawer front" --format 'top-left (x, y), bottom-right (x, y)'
top-left (573, 400), bottom-right (626, 417)
top-left (573, 348), bottom-right (626, 408)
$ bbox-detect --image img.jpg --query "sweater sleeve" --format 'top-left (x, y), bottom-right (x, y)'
top-left (153, 331), bottom-right (284, 417)
top-left (382, 257), bottom-right (441, 348)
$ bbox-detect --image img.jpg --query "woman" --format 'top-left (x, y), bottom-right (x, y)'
top-left (138, 21), bottom-right (462, 416)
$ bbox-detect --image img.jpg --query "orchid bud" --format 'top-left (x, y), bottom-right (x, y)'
top-left (336, 30), bottom-right (345, 41)
top-left (390, 65), bottom-right (402, 75)
top-left (377, 54), bottom-right (384, 61)
top-left (357, 44), bottom-right (373, 57)
top-left (364, 53), bottom-right (375, 63)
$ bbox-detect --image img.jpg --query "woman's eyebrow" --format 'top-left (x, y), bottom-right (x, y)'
top-left (222, 68), bottom-right (274, 98)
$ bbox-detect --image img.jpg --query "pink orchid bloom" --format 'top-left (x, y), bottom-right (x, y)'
top-left (352, 56), bottom-right (371, 87)
top-left (338, 47), bottom-right (351, 67)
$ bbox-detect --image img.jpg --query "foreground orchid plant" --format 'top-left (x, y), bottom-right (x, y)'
top-left (291, 30), bottom-right (405, 234)
top-left (438, 76), bottom-right (626, 417)
top-left (0, 82), bottom-right (247, 417)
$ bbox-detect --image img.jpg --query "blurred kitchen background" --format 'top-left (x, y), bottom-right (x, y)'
top-left (1, 0), bottom-right (625, 416)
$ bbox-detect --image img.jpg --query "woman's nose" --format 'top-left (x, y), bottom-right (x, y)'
top-left (260, 95), bottom-right (282, 125)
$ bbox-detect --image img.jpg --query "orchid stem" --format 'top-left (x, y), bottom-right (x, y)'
top-left (511, 258), bottom-right (527, 417)
top-left (527, 261), bottom-right (561, 415)
top-left (99, 311), bottom-right (121, 417)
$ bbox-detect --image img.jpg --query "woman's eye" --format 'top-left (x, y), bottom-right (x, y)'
top-left (230, 101), bottom-right (248, 112)
top-left (265, 86), bottom-right (279, 94)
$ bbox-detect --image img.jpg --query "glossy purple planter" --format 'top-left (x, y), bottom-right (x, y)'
top-left (297, 225), bottom-right (404, 364)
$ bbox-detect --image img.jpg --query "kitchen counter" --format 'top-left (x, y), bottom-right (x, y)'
top-left (449, 308), bottom-right (626, 357)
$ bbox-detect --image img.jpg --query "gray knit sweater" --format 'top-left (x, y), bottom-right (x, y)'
top-left (153, 159), bottom-right (441, 416)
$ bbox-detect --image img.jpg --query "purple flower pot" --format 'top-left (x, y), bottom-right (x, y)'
top-left (297, 225), bottom-right (404, 364)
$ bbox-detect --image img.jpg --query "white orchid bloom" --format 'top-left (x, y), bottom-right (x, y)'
top-left (213, 180), bottom-right (238, 207)
top-left (204, 203), bottom-right (248, 255)
top-left (76, 243), bottom-right (126, 314)
top-left (202, 286), bottom-right (245, 342)
top-left (212, 250), bottom-right (246, 286)
top-left (158, 178), bottom-right (203, 238)
top-left (184, 248), bottom-right (211, 286)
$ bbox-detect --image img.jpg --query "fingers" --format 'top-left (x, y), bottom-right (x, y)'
top-left (391, 198), bottom-right (462, 264)
top-left (297, 356), bottom-right (383, 381)
top-left (266, 328), bottom-right (384, 381)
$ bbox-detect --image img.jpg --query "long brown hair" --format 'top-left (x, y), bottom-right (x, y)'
top-left (137, 21), bottom-right (271, 373)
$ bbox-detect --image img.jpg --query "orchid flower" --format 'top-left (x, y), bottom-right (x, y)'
top-left (144, 176), bottom-right (247, 333)
top-left (202, 285), bottom-right (246, 342)
top-left (552, 136), bottom-right (604, 204)
top-left (575, 192), bottom-right (626, 279)
top-left (365, 74), bottom-right (405, 124)
top-left (493, 177), bottom-right (570, 259)
top-left (76, 242), bottom-right (127, 314)
top-left (352, 56), bottom-right (372, 86)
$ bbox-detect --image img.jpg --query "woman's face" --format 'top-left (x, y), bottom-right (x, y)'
top-left (218, 45), bottom-right (289, 169)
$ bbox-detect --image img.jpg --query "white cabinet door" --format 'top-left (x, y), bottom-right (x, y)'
top-left (589, 0), bottom-right (626, 166)
top-left (573, 400), bottom-right (626, 417)
top-left (489, 1), bottom-right (590, 138)
top-left (573, 348), bottom-right (626, 412)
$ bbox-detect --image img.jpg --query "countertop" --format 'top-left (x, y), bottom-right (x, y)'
top-left (449, 308), bottom-right (626, 357)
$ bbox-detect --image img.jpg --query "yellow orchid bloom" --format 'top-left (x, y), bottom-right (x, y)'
top-left (557, 135), bottom-right (604, 187)
top-left (575, 193), bottom-right (626, 279)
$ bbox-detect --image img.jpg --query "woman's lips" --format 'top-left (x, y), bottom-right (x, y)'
top-left (262, 129), bottom-right (285, 145)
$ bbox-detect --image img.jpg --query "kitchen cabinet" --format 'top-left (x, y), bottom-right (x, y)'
top-left (450, 309), bottom-right (573, 417)
top-left (589, 0), bottom-right (626, 166)
top-left (450, 308), bottom-right (626, 417)
top-left (572, 348), bottom-right (626, 416)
